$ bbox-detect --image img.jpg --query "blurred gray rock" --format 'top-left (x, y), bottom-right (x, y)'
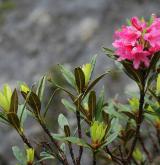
top-left (0, 0), bottom-right (160, 164)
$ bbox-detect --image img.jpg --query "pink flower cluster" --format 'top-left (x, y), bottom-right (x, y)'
top-left (112, 15), bottom-right (160, 69)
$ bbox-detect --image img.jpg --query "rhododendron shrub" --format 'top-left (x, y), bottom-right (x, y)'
top-left (0, 14), bottom-right (159, 165)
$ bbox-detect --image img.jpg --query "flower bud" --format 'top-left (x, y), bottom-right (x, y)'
top-left (20, 83), bottom-right (30, 93)
top-left (133, 148), bottom-right (144, 162)
top-left (0, 84), bottom-right (12, 112)
top-left (90, 121), bottom-right (107, 149)
top-left (82, 63), bottom-right (92, 86)
top-left (156, 74), bottom-right (160, 96)
top-left (26, 148), bottom-right (34, 164)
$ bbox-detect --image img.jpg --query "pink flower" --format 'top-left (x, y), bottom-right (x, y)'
top-left (131, 17), bottom-right (146, 31)
top-left (112, 15), bottom-right (160, 69)
top-left (131, 45), bottom-right (150, 69)
top-left (144, 18), bottom-right (160, 51)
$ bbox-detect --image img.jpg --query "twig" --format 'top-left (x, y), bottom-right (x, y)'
top-left (38, 119), bottom-right (68, 165)
top-left (93, 151), bottom-right (96, 165)
top-left (149, 134), bottom-right (159, 153)
top-left (68, 142), bottom-right (76, 165)
top-left (74, 95), bottom-right (83, 165)
top-left (76, 110), bottom-right (83, 165)
top-left (127, 88), bottom-right (145, 162)
top-left (119, 145), bottom-right (126, 165)
top-left (105, 147), bottom-right (122, 165)
top-left (20, 133), bottom-right (44, 165)
top-left (139, 135), bottom-right (152, 162)
top-left (156, 128), bottom-right (160, 148)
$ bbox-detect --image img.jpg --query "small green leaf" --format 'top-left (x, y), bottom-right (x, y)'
top-left (58, 114), bottom-right (69, 130)
top-left (156, 74), bottom-right (160, 96)
top-left (17, 105), bottom-right (28, 126)
top-left (12, 146), bottom-right (26, 164)
top-left (59, 64), bottom-right (76, 88)
top-left (122, 62), bottom-right (143, 89)
top-left (64, 137), bottom-right (90, 148)
top-left (21, 91), bottom-right (41, 115)
top-left (88, 91), bottom-right (96, 121)
top-left (74, 67), bottom-right (85, 93)
top-left (51, 134), bottom-right (90, 148)
top-left (10, 89), bottom-right (18, 114)
top-left (7, 113), bottom-right (21, 131)
top-left (101, 131), bottom-right (119, 147)
top-left (95, 87), bottom-right (105, 121)
top-left (103, 47), bottom-right (117, 60)
top-left (90, 54), bottom-right (97, 76)
top-left (83, 72), bottom-right (109, 98)
top-left (36, 76), bottom-right (46, 102)
top-left (61, 99), bottom-right (76, 112)
top-left (38, 151), bottom-right (55, 162)
top-left (60, 143), bottom-right (66, 153)
top-left (64, 125), bottom-right (71, 137)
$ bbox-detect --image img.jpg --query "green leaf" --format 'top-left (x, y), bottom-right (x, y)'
top-left (0, 112), bottom-right (8, 124)
top-left (156, 74), bottom-right (160, 95)
top-left (44, 88), bottom-right (60, 117)
top-left (83, 72), bottom-right (109, 98)
top-left (10, 89), bottom-right (18, 114)
top-left (51, 134), bottom-right (90, 148)
top-left (64, 137), bottom-right (90, 148)
top-left (38, 151), bottom-right (55, 162)
top-left (36, 76), bottom-right (46, 102)
top-left (59, 64), bottom-right (76, 88)
top-left (74, 67), bottom-right (85, 93)
top-left (122, 62), bottom-right (143, 89)
top-left (104, 101), bottom-right (125, 120)
top-left (101, 119), bottom-right (120, 148)
top-left (61, 99), bottom-right (76, 112)
top-left (64, 125), bottom-right (71, 136)
top-left (12, 146), bottom-right (26, 164)
top-left (17, 105), bottom-right (28, 126)
top-left (7, 113), bottom-right (21, 131)
top-left (60, 143), bottom-right (66, 153)
top-left (90, 54), bottom-right (97, 77)
top-left (58, 114), bottom-right (69, 130)
top-left (95, 87), bottom-right (105, 121)
top-left (121, 111), bottom-right (136, 120)
top-left (88, 91), bottom-right (96, 121)
top-left (103, 47), bottom-right (117, 60)
top-left (53, 83), bottom-right (75, 101)
top-left (147, 52), bottom-right (160, 73)
top-left (101, 131), bottom-right (119, 148)
top-left (51, 133), bottom-right (65, 141)
top-left (21, 91), bottom-right (41, 115)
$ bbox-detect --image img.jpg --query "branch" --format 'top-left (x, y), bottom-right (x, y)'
top-left (93, 151), bottom-right (96, 165)
top-left (139, 135), bottom-right (152, 162)
top-left (68, 142), bottom-right (76, 165)
top-left (127, 88), bottom-right (145, 162)
top-left (105, 147), bottom-right (122, 165)
top-left (76, 110), bottom-right (83, 164)
top-left (38, 119), bottom-right (68, 165)
top-left (19, 133), bottom-right (44, 165)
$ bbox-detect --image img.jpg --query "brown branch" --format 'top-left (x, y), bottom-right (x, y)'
top-left (68, 142), bottom-right (76, 165)
top-left (127, 88), bottom-right (145, 162)
top-left (149, 134), bottom-right (159, 153)
top-left (38, 119), bottom-right (68, 165)
top-left (93, 151), bottom-right (96, 165)
top-left (76, 110), bottom-right (83, 165)
top-left (105, 147), bottom-right (122, 165)
top-left (139, 135), bottom-right (152, 162)
top-left (20, 133), bottom-right (44, 165)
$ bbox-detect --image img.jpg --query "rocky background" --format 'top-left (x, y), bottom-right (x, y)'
top-left (0, 0), bottom-right (159, 164)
